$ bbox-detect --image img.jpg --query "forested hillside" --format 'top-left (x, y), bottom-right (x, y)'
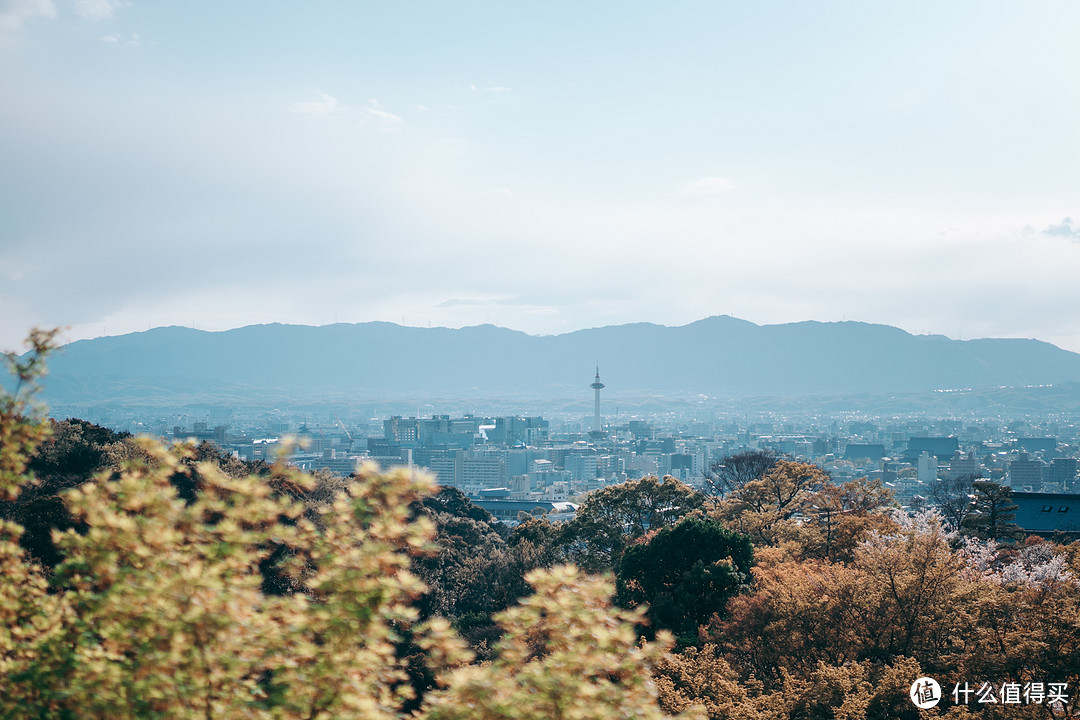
top-left (41, 317), bottom-right (1080, 405)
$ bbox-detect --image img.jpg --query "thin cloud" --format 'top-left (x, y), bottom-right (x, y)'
top-left (74, 0), bottom-right (124, 21)
top-left (364, 98), bottom-right (402, 125)
top-left (99, 31), bottom-right (138, 44)
top-left (1044, 217), bottom-right (1080, 240)
top-left (0, 0), bottom-right (56, 32)
top-left (290, 93), bottom-right (340, 119)
top-left (469, 82), bottom-right (512, 92)
top-left (366, 107), bottom-right (402, 125)
top-left (681, 176), bottom-right (736, 195)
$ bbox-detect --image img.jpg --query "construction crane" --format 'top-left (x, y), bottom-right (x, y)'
top-left (333, 414), bottom-right (353, 443)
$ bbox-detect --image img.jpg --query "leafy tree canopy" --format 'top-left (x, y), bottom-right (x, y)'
top-left (558, 475), bottom-right (705, 572)
top-left (420, 565), bottom-right (696, 720)
top-left (710, 460), bottom-right (829, 547)
top-left (616, 516), bottom-right (753, 639)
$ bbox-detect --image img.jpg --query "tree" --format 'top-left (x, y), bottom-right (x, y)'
top-left (716, 510), bottom-right (966, 679)
top-left (717, 556), bottom-right (866, 678)
top-left (1, 439), bottom-right (472, 719)
top-left (4, 329), bottom-right (707, 719)
top-left (420, 565), bottom-right (697, 720)
top-left (1, 418), bottom-right (132, 568)
top-left (851, 511), bottom-right (967, 663)
top-left (703, 450), bottom-right (777, 498)
top-left (654, 647), bottom-right (926, 720)
top-left (652, 644), bottom-right (749, 719)
top-left (0, 328), bottom-right (58, 502)
top-left (558, 475), bottom-right (705, 572)
top-left (616, 516), bottom-right (753, 639)
top-left (1, 334), bottom-right (468, 719)
top-left (410, 487), bottom-right (551, 661)
top-left (958, 540), bottom-right (1080, 704)
top-left (711, 461), bottom-right (829, 546)
top-left (928, 472), bottom-right (979, 532)
top-left (787, 476), bottom-right (897, 562)
top-left (961, 480), bottom-right (1025, 542)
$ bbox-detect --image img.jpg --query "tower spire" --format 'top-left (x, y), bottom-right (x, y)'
top-left (589, 367), bottom-right (605, 435)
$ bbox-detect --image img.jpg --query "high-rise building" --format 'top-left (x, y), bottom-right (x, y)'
top-left (917, 451), bottom-right (938, 485)
top-left (383, 415), bottom-right (480, 448)
top-left (489, 416), bottom-right (550, 445)
top-left (1009, 452), bottom-right (1044, 491)
top-left (1046, 458), bottom-right (1078, 491)
top-left (564, 454), bottom-right (598, 485)
top-left (948, 451), bottom-right (980, 480)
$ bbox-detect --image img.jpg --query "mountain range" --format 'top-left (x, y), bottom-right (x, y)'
top-left (33, 316), bottom-right (1080, 410)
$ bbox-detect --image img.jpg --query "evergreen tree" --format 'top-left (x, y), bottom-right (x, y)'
top-left (961, 479), bottom-right (1025, 542)
top-left (616, 516), bottom-right (753, 639)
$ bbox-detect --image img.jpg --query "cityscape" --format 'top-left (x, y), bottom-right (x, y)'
top-left (74, 365), bottom-right (1080, 534)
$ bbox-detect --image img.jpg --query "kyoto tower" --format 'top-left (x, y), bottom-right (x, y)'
top-left (590, 367), bottom-right (605, 434)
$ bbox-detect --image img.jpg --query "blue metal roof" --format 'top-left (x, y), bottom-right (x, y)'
top-left (1012, 491), bottom-right (1080, 536)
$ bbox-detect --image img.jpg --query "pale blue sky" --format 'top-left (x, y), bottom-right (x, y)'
top-left (3, 1), bottom-right (1080, 351)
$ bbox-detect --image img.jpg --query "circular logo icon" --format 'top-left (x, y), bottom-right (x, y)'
top-left (910, 677), bottom-right (942, 709)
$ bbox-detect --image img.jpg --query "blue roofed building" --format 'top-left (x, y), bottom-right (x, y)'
top-left (1012, 492), bottom-right (1080, 538)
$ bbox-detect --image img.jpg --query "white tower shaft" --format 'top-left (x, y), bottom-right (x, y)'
top-left (589, 367), bottom-right (605, 433)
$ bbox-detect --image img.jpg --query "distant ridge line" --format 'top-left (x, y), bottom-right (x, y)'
top-left (40, 316), bottom-right (1080, 406)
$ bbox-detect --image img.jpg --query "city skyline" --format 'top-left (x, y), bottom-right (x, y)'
top-left (3, 2), bottom-right (1080, 350)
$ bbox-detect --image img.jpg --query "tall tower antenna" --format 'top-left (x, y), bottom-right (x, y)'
top-left (590, 366), bottom-right (605, 435)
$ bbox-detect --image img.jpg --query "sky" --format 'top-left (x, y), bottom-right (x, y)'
top-left (2, 1), bottom-right (1080, 353)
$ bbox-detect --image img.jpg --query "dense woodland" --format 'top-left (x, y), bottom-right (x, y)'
top-left (3, 331), bottom-right (1080, 718)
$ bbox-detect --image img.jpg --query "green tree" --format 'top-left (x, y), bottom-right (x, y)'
top-left (616, 516), bottom-right (753, 639)
top-left (558, 475), bottom-right (705, 572)
top-left (961, 480), bottom-right (1025, 542)
top-left (410, 487), bottom-right (551, 660)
